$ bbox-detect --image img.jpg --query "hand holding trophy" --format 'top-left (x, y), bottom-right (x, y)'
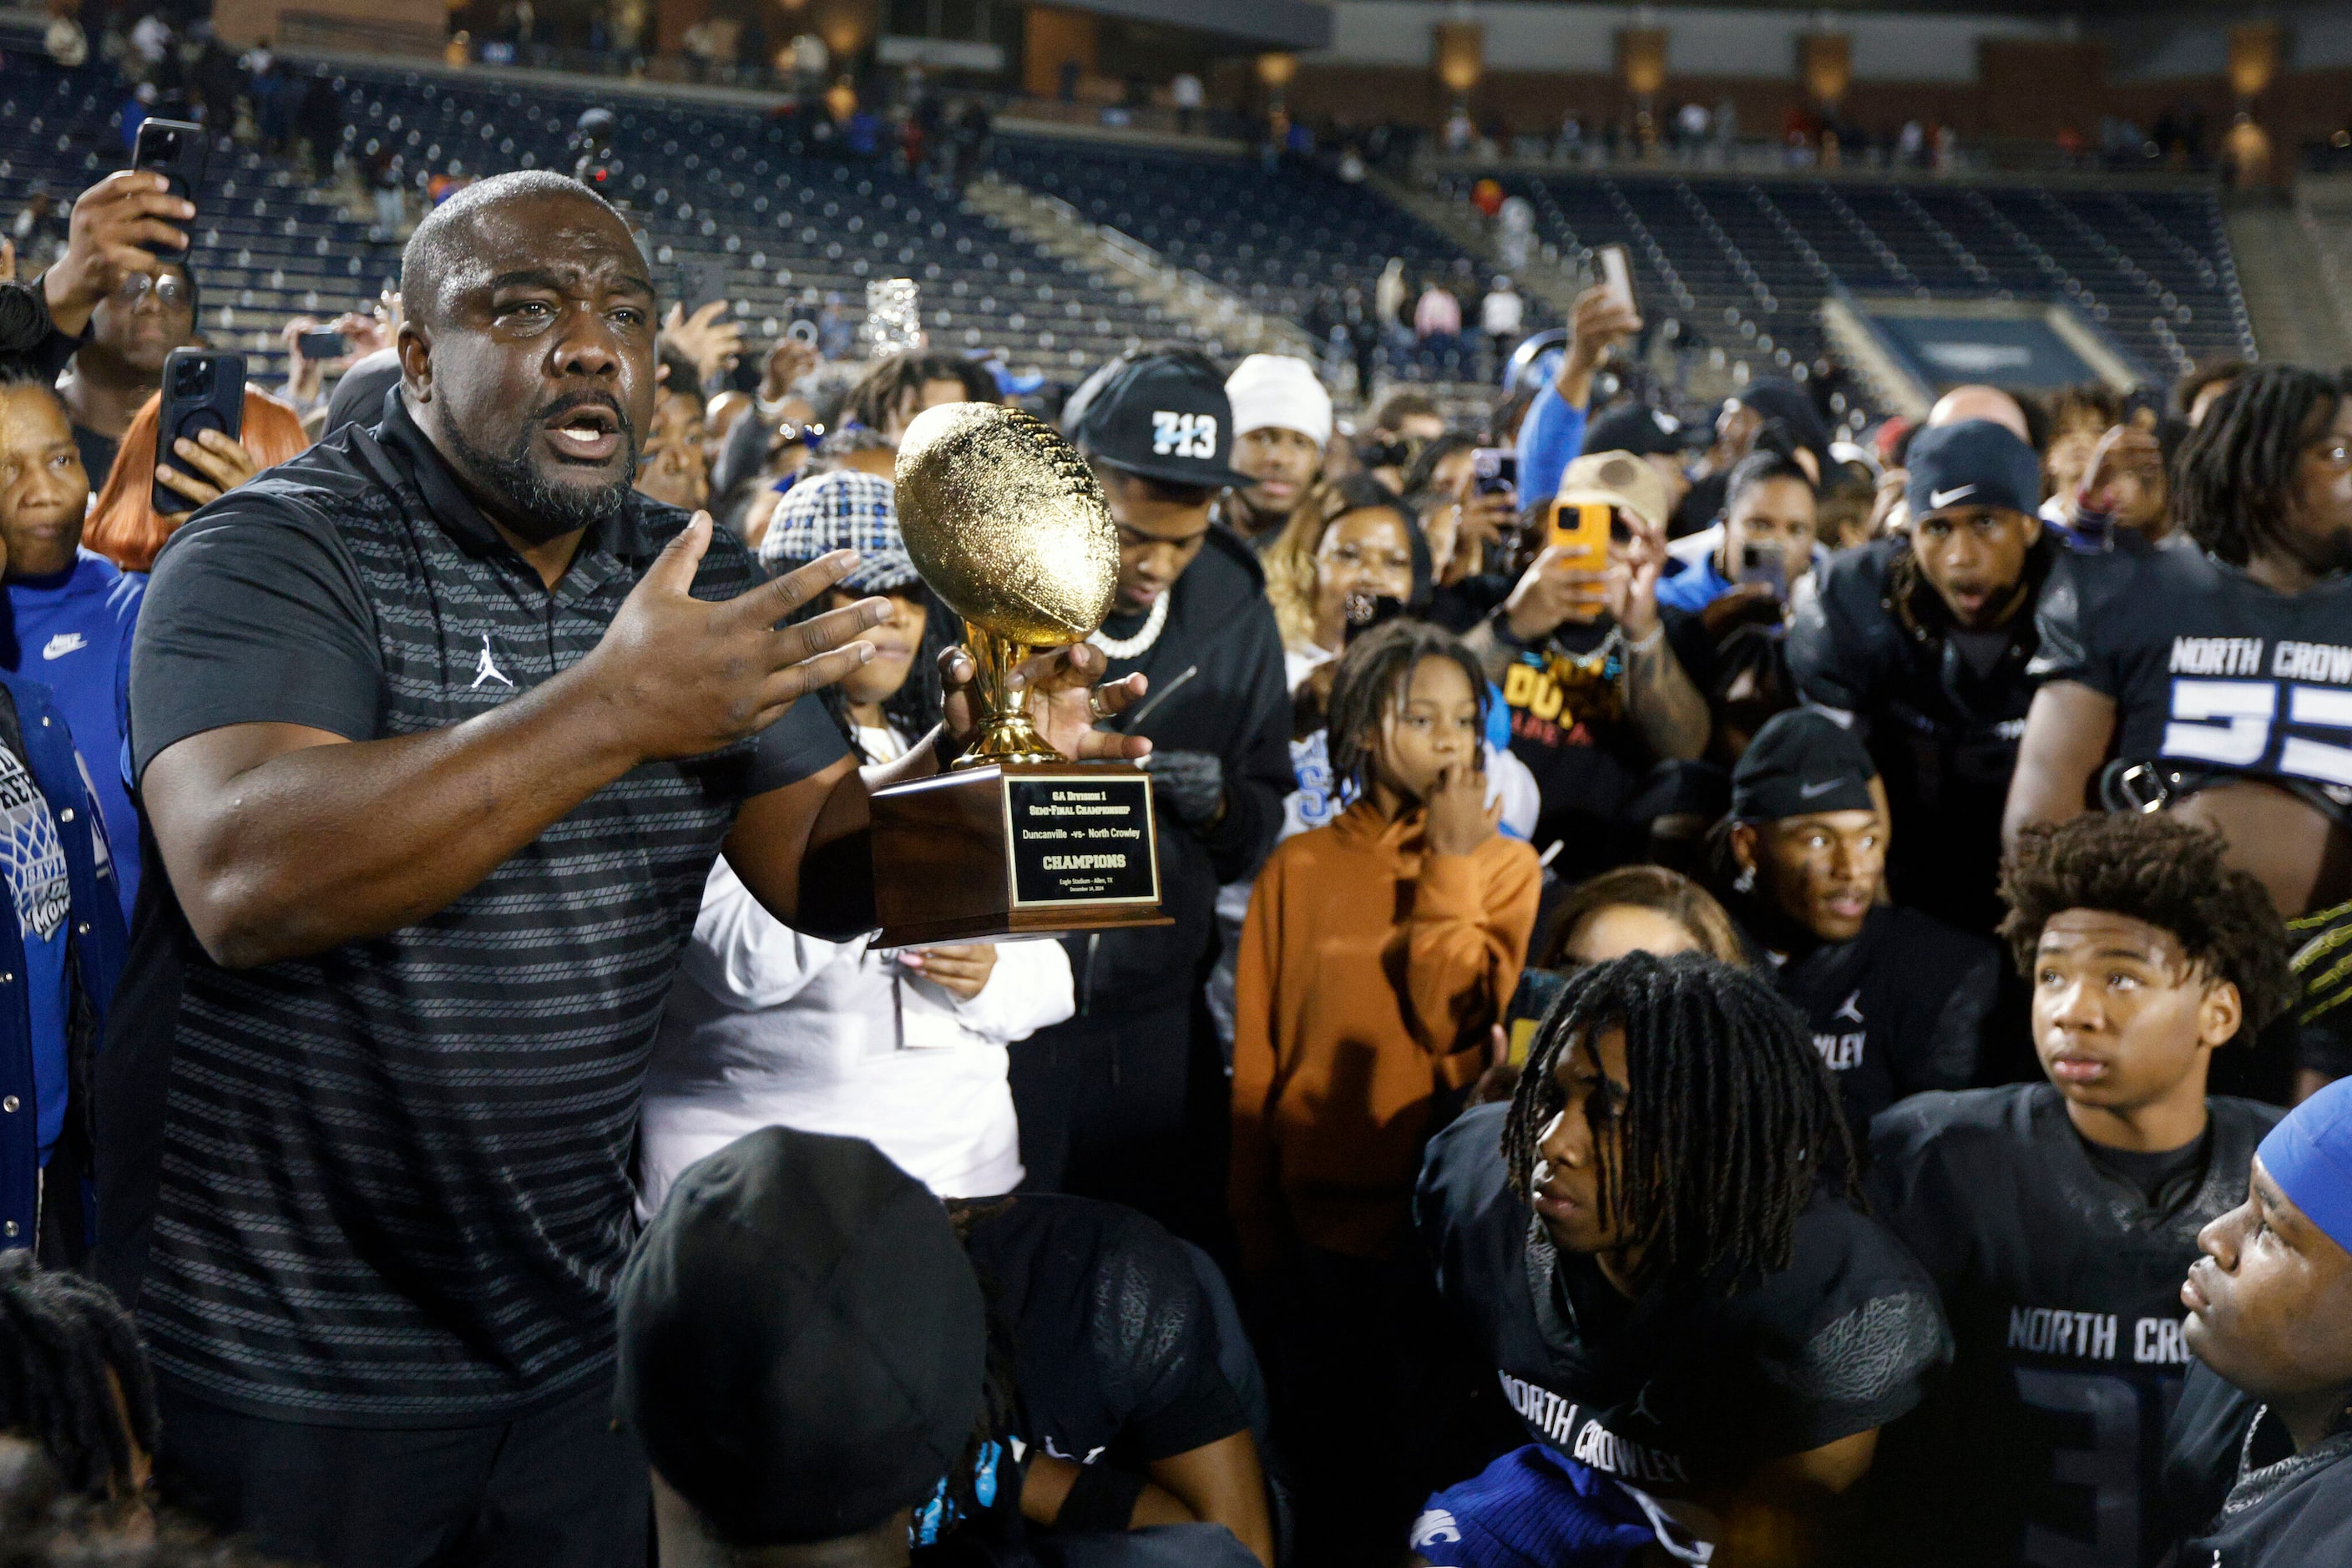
top-left (869, 402), bottom-right (1170, 947)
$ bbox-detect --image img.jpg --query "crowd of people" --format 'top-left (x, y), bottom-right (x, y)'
top-left (0, 133), bottom-right (2346, 1568)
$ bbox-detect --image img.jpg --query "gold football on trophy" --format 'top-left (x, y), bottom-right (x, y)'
top-left (894, 401), bottom-right (1119, 646)
top-left (893, 402), bottom-right (1121, 766)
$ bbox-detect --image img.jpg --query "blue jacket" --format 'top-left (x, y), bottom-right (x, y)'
top-left (2, 551), bottom-right (146, 918)
top-left (1513, 379), bottom-right (1591, 508)
top-left (0, 670), bottom-right (128, 1256)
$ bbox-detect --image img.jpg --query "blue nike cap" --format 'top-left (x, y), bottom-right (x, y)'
top-left (2259, 1075), bottom-right (2352, 1257)
top-left (1904, 418), bottom-right (2041, 521)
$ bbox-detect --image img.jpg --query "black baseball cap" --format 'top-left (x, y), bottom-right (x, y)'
top-left (1732, 709), bottom-right (1879, 822)
top-left (1727, 377), bottom-right (1830, 470)
top-left (615, 1127), bottom-right (986, 1548)
top-left (1904, 418), bottom-right (2041, 520)
top-left (1586, 402), bottom-right (1704, 458)
top-left (1062, 347), bottom-right (1246, 488)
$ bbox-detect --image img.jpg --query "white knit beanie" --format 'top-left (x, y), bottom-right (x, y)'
top-left (1222, 355), bottom-right (1333, 448)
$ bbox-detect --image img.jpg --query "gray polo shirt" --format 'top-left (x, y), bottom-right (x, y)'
top-left (98, 392), bottom-right (848, 1425)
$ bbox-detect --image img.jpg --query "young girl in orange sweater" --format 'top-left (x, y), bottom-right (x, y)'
top-left (1230, 619), bottom-right (1541, 1563)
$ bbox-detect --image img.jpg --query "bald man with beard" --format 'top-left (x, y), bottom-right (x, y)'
top-left (100, 171), bottom-right (1149, 1568)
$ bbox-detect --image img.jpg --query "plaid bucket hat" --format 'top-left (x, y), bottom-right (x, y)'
top-left (757, 469), bottom-right (921, 594)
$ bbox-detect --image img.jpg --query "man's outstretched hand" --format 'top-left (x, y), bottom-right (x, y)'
top-left (938, 640), bottom-right (1152, 763)
top-left (584, 517), bottom-right (888, 761)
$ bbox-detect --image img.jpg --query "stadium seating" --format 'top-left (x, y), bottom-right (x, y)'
top-left (1486, 170), bottom-right (2253, 383)
top-left (983, 137), bottom-right (1534, 382)
top-left (0, 54), bottom-right (398, 356)
top-left (0, 42), bottom-right (2255, 409)
top-left (323, 64), bottom-right (1195, 374)
top-left (0, 52), bottom-right (1191, 377)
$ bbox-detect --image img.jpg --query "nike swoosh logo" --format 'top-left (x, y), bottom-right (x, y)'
top-left (1930, 484), bottom-right (1978, 508)
top-left (1798, 778), bottom-right (1843, 799)
top-left (40, 634), bottom-right (85, 660)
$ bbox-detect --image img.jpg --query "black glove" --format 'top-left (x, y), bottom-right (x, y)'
top-left (1144, 749), bottom-right (1226, 831)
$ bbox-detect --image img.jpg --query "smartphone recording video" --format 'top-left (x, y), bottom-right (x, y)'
top-left (1547, 500), bottom-right (1614, 576)
top-left (1471, 448), bottom-right (1517, 499)
top-left (1738, 543), bottom-right (1789, 602)
top-left (152, 347), bottom-right (245, 515)
top-left (1596, 244), bottom-right (1636, 316)
top-left (130, 117), bottom-right (206, 257)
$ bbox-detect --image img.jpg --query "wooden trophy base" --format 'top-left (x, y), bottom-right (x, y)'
top-left (870, 761), bottom-right (1173, 948)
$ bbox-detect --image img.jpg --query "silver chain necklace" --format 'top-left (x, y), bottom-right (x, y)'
top-left (1088, 591), bottom-right (1169, 660)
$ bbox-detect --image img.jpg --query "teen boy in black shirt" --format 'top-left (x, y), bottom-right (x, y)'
top-left (1864, 813), bottom-right (2291, 1565)
top-left (1790, 419), bottom-right (2052, 934)
top-left (2011, 368), bottom-right (2352, 1100)
top-left (954, 1196), bottom-right (1272, 1564)
top-left (1725, 709), bottom-right (2000, 1145)
top-left (1416, 952), bottom-right (1947, 1564)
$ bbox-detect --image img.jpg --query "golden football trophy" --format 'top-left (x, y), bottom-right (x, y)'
top-left (868, 402), bottom-right (1168, 947)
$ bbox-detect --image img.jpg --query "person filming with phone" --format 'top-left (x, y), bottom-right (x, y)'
top-left (1656, 450), bottom-right (1818, 617)
top-left (1462, 450), bottom-right (1709, 875)
top-left (1646, 453), bottom-right (1820, 763)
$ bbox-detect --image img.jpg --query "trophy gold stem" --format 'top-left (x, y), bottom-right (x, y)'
top-left (956, 628), bottom-right (1066, 768)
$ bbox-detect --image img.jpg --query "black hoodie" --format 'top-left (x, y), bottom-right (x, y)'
top-left (1071, 526), bottom-right (1292, 1014)
top-left (1788, 534), bottom-right (2054, 934)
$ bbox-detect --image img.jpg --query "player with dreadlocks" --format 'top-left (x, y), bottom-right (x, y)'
top-left (0, 1252), bottom-right (158, 1506)
top-left (2006, 362), bottom-right (2352, 1097)
top-left (1409, 951), bottom-right (1949, 1568)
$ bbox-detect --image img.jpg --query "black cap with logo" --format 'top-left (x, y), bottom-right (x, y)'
top-left (1062, 347), bottom-right (1247, 489)
top-left (1732, 708), bottom-right (1879, 822)
top-left (1904, 418), bottom-right (2041, 521)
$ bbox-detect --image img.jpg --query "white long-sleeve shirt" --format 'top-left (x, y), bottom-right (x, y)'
top-left (640, 766), bottom-right (1075, 1210)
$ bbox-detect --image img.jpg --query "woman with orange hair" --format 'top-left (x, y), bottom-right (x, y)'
top-left (83, 387), bottom-right (310, 573)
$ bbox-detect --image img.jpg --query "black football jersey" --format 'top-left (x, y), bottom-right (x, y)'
top-left (2033, 540), bottom-right (2352, 794)
top-left (961, 1196), bottom-right (1247, 1471)
top-left (1863, 1084), bottom-right (2279, 1566)
top-left (2163, 1360), bottom-right (2265, 1546)
top-left (1417, 1103), bottom-right (1949, 1498)
top-left (2180, 1413), bottom-right (2352, 1567)
top-left (1769, 904), bottom-right (2002, 1147)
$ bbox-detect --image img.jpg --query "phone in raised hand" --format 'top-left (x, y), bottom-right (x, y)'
top-left (130, 117), bottom-right (206, 256)
top-left (679, 260), bottom-right (731, 317)
top-left (1596, 244), bottom-right (1635, 316)
top-left (1547, 499), bottom-right (1614, 576)
top-left (1471, 447), bottom-right (1517, 500)
top-left (1737, 542), bottom-right (1788, 602)
top-left (152, 348), bottom-right (245, 514)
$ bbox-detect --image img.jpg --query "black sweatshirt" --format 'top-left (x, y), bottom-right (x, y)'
top-left (1074, 526), bottom-right (1292, 1014)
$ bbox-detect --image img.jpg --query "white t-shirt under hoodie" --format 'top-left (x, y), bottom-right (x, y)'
top-left (637, 724), bottom-right (1076, 1210)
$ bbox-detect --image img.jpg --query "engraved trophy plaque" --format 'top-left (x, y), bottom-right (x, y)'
top-left (868, 402), bottom-right (1168, 948)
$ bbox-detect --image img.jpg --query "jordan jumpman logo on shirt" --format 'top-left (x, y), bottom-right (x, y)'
top-left (472, 634), bottom-right (514, 690)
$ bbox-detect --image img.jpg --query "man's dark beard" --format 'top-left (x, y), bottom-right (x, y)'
top-left (443, 412), bottom-right (640, 544)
